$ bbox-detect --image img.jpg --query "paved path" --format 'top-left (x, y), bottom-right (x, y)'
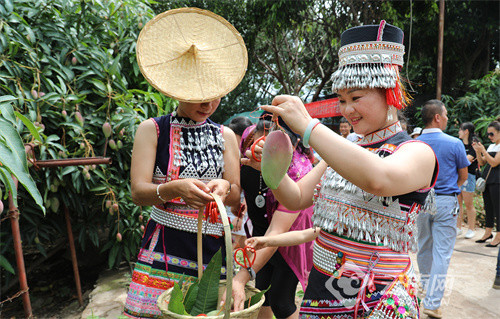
top-left (77, 231), bottom-right (499, 318)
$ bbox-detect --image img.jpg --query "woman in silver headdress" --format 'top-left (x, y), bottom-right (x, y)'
top-left (238, 22), bottom-right (437, 319)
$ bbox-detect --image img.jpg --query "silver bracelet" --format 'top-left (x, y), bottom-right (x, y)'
top-left (156, 184), bottom-right (167, 202)
top-left (226, 180), bottom-right (232, 196)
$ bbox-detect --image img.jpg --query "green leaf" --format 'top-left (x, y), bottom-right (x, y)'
top-left (245, 285), bottom-right (270, 307)
top-left (190, 249), bottom-right (222, 315)
top-left (0, 254), bottom-right (15, 274)
top-left (0, 95), bottom-right (17, 104)
top-left (0, 118), bottom-right (28, 170)
top-left (0, 101), bottom-right (17, 125)
top-left (61, 166), bottom-right (77, 176)
top-left (108, 243), bottom-right (119, 268)
top-left (0, 167), bottom-right (17, 201)
top-left (168, 283), bottom-right (189, 315)
top-left (0, 119), bottom-right (44, 213)
top-left (183, 280), bottom-right (199, 313)
top-left (90, 79), bottom-right (106, 92)
top-left (14, 111), bottom-right (41, 142)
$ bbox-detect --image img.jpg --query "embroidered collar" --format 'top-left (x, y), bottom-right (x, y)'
top-left (357, 121), bottom-right (402, 146)
top-left (171, 111), bottom-right (205, 126)
top-left (421, 128), bottom-right (442, 134)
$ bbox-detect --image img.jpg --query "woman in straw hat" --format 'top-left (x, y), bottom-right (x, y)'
top-left (124, 8), bottom-right (247, 318)
top-left (238, 22), bottom-right (437, 318)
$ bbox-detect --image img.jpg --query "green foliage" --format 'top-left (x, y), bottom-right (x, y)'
top-left (168, 248), bottom-right (265, 315)
top-left (246, 285), bottom-right (270, 307)
top-left (168, 283), bottom-right (189, 315)
top-left (183, 280), bottom-right (199, 313)
top-left (190, 249), bottom-right (222, 315)
top-left (0, 112), bottom-right (44, 211)
top-left (0, 0), bottom-right (177, 282)
top-left (154, 0), bottom-right (498, 124)
top-left (444, 70), bottom-right (500, 140)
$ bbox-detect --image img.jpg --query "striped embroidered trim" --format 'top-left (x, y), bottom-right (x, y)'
top-left (315, 231), bottom-right (411, 279)
top-left (138, 248), bottom-right (227, 275)
top-left (357, 122), bottom-right (403, 146)
top-left (150, 206), bottom-right (223, 236)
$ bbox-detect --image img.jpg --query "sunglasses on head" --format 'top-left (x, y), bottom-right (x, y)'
top-left (488, 132), bottom-right (495, 137)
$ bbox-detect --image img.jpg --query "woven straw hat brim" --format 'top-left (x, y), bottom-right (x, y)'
top-left (136, 7), bottom-right (248, 103)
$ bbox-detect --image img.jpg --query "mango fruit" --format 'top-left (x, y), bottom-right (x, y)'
top-left (261, 130), bottom-right (293, 189)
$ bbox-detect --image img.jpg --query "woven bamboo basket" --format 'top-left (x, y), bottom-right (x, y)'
top-left (157, 194), bottom-right (264, 318)
top-left (158, 280), bottom-right (265, 319)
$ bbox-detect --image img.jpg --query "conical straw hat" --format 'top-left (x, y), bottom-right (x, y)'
top-left (136, 7), bottom-right (248, 103)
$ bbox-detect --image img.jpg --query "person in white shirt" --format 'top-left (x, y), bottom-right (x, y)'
top-left (473, 121), bottom-right (500, 247)
top-left (339, 116), bottom-right (358, 142)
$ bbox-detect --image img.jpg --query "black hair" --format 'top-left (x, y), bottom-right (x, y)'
top-left (460, 122), bottom-right (475, 145)
top-left (488, 121), bottom-right (500, 132)
top-left (228, 116), bottom-right (253, 137)
top-left (421, 99), bottom-right (445, 126)
top-left (256, 117), bottom-right (311, 156)
top-left (339, 117), bottom-right (350, 125)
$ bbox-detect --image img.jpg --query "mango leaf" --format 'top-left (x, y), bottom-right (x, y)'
top-left (0, 99), bottom-right (17, 125)
top-left (0, 117), bottom-right (27, 170)
top-left (183, 280), bottom-right (199, 313)
top-left (168, 283), bottom-right (189, 315)
top-left (0, 166), bottom-right (17, 201)
top-left (14, 111), bottom-right (41, 142)
top-left (0, 118), bottom-right (44, 212)
top-left (0, 254), bottom-right (15, 274)
top-left (245, 285), bottom-right (270, 308)
top-left (190, 249), bottom-right (222, 315)
top-left (108, 243), bottom-right (119, 269)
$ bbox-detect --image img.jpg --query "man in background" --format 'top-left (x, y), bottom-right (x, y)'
top-left (339, 117), bottom-right (358, 142)
top-left (416, 99), bottom-right (469, 319)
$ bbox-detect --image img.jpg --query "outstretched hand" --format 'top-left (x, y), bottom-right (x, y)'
top-left (245, 236), bottom-right (269, 251)
top-left (260, 95), bottom-right (312, 136)
top-left (241, 138), bottom-right (264, 171)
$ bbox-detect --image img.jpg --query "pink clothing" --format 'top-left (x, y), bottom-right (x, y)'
top-left (266, 150), bottom-right (314, 290)
top-left (240, 125), bottom-right (314, 289)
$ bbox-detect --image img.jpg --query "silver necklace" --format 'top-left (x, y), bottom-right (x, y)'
top-left (255, 174), bottom-right (266, 208)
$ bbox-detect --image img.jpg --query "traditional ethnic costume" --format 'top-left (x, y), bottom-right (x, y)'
top-left (124, 113), bottom-right (227, 318)
top-left (126, 7), bottom-right (248, 318)
top-left (298, 22), bottom-right (437, 319)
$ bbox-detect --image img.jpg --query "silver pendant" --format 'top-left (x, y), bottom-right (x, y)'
top-left (255, 194), bottom-right (265, 208)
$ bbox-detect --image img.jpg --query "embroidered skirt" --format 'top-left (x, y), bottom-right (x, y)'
top-left (299, 231), bottom-right (419, 319)
top-left (124, 219), bottom-right (226, 318)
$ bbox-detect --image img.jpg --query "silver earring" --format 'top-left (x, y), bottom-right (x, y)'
top-left (387, 105), bottom-right (395, 122)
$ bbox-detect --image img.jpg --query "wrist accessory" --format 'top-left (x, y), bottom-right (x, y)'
top-left (302, 118), bottom-right (321, 148)
top-left (156, 184), bottom-right (167, 202)
top-left (225, 180), bottom-right (232, 195)
top-left (246, 267), bottom-right (256, 280)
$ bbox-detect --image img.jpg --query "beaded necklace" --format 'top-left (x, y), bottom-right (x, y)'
top-left (255, 174), bottom-right (267, 208)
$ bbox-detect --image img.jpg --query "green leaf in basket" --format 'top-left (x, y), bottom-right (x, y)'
top-left (183, 280), bottom-right (199, 313)
top-left (245, 285), bottom-right (270, 308)
top-left (168, 283), bottom-right (189, 315)
top-left (190, 249), bottom-right (222, 315)
top-left (177, 274), bottom-right (187, 288)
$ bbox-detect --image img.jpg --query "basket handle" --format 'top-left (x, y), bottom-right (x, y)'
top-left (197, 193), bottom-right (233, 319)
